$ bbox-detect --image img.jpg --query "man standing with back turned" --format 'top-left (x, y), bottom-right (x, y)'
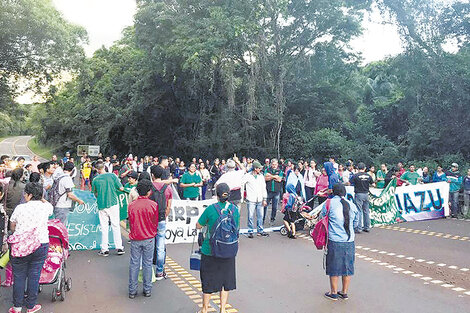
top-left (351, 162), bottom-right (373, 233)
top-left (92, 161), bottom-right (125, 256)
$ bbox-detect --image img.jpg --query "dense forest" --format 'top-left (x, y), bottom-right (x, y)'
top-left (1, 0), bottom-right (469, 166)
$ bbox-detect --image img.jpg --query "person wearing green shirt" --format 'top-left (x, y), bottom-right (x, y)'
top-left (124, 171), bottom-right (139, 203)
top-left (400, 165), bottom-right (420, 186)
top-left (376, 164), bottom-right (388, 188)
top-left (92, 161), bottom-right (125, 257)
top-left (196, 183), bottom-right (240, 313)
top-left (180, 163), bottom-right (203, 200)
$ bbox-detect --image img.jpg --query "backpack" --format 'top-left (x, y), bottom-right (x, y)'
top-left (209, 203), bottom-right (239, 258)
top-left (48, 176), bottom-right (67, 207)
top-left (150, 184), bottom-right (168, 220)
top-left (310, 199), bottom-right (331, 250)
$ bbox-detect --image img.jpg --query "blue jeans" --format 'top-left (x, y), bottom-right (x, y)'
top-left (247, 201), bottom-right (264, 233)
top-left (155, 221), bottom-right (166, 274)
top-left (450, 191), bottom-right (460, 216)
top-left (129, 238), bottom-right (155, 295)
top-left (11, 243), bottom-right (49, 309)
top-left (355, 193), bottom-right (370, 231)
top-left (263, 191), bottom-right (280, 223)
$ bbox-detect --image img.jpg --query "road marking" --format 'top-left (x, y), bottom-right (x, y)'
top-left (376, 224), bottom-right (470, 242)
top-left (355, 246), bottom-right (469, 273)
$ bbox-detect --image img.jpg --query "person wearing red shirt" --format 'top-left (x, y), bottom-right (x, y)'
top-left (396, 162), bottom-right (406, 187)
top-left (128, 179), bottom-right (159, 299)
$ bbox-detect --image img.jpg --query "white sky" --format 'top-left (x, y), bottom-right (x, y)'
top-left (16, 0), bottom-right (403, 104)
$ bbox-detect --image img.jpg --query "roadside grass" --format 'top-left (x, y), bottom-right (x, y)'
top-left (28, 137), bottom-right (55, 160)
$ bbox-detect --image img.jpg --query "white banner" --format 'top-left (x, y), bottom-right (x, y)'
top-left (165, 199), bottom-right (216, 244)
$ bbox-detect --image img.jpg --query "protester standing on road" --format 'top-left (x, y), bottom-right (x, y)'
top-left (53, 162), bottom-right (84, 225)
top-left (8, 182), bottom-right (53, 313)
top-left (215, 155), bottom-right (246, 206)
top-left (304, 159), bottom-right (319, 208)
top-left (198, 162), bottom-right (211, 200)
top-left (150, 166), bottom-right (173, 280)
top-left (432, 165), bottom-right (447, 182)
top-left (30, 156), bottom-right (40, 174)
top-left (6, 168), bottom-right (26, 218)
top-left (446, 163), bottom-right (462, 218)
top-left (462, 169), bottom-right (470, 218)
top-left (180, 163), bottom-right (203, 200)
top-left (92, 161), bottom-right (125, 256)
top-left (376, 164), bottom-right (387, 188)
top-left (241, 161), bottom-right (268, 238)
top-left (128, 179), bottom-right (158, 299)
top-left (322, 183), bottom-right (359, 301)
top-left (350, 163), bottom-right (373, 233)
top-left (263, 158), bottom-right (284, 224)
top-left (399, 165), bottom-right (420, 186)
top-left (196, 183), bottom-right (240, 313)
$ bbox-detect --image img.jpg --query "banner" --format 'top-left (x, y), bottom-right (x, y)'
top-left (343, 180), bottom-right (449, 226)
top-left (165, 199), bottom-right (216, 244)
top-left (67, 189), bottom-right (127, 250)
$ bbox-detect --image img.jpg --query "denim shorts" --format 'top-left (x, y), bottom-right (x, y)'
top-left (326, 240), bottom-right (355, 276)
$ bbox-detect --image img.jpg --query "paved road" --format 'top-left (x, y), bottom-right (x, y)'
top-left (1, 211), bottom-right (469, 312)
top-left (0, 136), bottom-right (47, 161)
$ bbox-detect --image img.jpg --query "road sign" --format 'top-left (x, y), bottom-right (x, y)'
top-left (77, 145), bottom-right (100, 157)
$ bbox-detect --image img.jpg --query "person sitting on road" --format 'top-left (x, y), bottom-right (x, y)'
top-left (196, 183), bottom-right (240, 313)
top-left (322, 183), bottom-right (359, 301)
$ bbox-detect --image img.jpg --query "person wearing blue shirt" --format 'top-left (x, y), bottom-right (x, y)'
top-left (319, 183), bottom-right (359, 301)
top-left (432, 165), bottom-right (447, 183)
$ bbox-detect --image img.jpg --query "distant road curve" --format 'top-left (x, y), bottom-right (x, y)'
top-left (0, 136), bottom-right (48, 162)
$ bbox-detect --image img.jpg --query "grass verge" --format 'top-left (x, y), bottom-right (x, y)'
top-left (27, 137), bottom-right (55, 160)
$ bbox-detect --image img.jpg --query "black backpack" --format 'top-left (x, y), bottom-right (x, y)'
top-left (150, 184), bottom-right (168, 220)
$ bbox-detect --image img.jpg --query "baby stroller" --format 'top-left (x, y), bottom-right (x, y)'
top-left (279, 194), bottom-right (318, 236)
top-left (39, 219), bottom-right (72, 302)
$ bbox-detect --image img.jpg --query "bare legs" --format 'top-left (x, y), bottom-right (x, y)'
top-left (283, 220), bottom-right (296, 238)
top-left (329, 275), bottom-right (351, 294)
top-left (200, 289), bottom-right (229, 313)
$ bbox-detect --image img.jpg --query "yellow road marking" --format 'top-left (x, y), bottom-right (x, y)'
top-left (377, 225), bottom-right (470, 242)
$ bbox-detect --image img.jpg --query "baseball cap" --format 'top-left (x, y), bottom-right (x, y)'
top-left (252, 161), bottom-right (262, 169)
top-left (451, 163), bottom-right (459, 168)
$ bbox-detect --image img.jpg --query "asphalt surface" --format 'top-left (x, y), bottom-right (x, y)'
top-left (0, 136), bottom-right (47, 162)
top-left (0, 136), bottom-right (469, 312)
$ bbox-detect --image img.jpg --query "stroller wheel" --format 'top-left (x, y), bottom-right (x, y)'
top-left (52, 288), bottom-right (58, 302)
top-left (38, 286), bottom-right (42, 293)
top-left (66, 277), bottom-right (72, 291)
top-left (280, 226), bottom-right (288, 236)
top-left (60, 278), bottom-right (66, 301)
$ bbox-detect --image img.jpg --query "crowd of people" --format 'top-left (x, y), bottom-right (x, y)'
top-left (1, 150), bottom-right (469, 312)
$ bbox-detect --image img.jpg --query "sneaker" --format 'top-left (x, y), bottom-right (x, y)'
top-left (363, 229), bottom-right (370, 233)
top-left (247, 233), bottom-right (254, 239)
top-left (257, 232), bottom-right (269, 237)
top-left (324, 292), bottom-right (338, 301)
top-left (338, 291), bottom-right (349, 300)
top-left (117, 249), bottom-right (125, 255)
top-left (129, 293), bottom-right (136, 299)
top-left (143, 291), bottom-right (151, 297)
top-left (155, 271), bottom-right (167, 281)
top-left (8, 307), bottom-right (21, 313)
top-left (27, 304), bottom-right (42, 313)
top-left (98, 250), bottom-right (109, 257)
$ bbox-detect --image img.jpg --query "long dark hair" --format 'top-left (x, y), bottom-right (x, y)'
top-left (332, 183), bottom-right (351, 240)
top-left (11, 168), bottom-right (24, 187)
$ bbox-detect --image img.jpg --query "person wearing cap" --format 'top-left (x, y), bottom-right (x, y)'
top-left (446, 163), bottom-right (463, 218)
top-left (180, 163), bottom-right (203, 200)
top-left (124, 171), bottom-right (139, 203)
top-left (196, 183), bottom-right (240, 313)
top-left (241, 161), bottom-right (269, 238)
top-left (215, 155), bottom-right (246, 206)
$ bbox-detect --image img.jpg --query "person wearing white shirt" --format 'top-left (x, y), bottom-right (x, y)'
top-left (241, 161), bottom-right (268, 238)
top-left (304, 159), bottom-right (320, 208)
top-left (215, 155), bottom-right (245, 206)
